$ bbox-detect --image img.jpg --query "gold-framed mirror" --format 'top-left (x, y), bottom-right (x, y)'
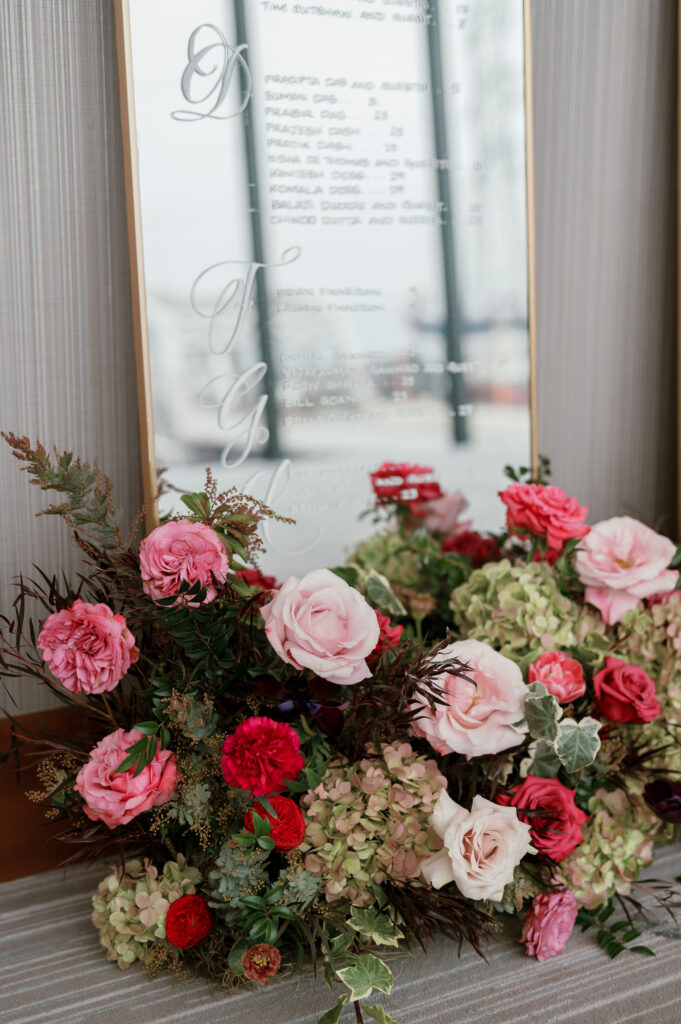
top-left (115, 0), bottom-right (537, 577)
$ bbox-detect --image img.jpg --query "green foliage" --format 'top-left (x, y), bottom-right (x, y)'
top-left (554, 717), bottom-right (602, 773)
top-left (336, 953), bottom-right (394, 1002)
top-left (209, 841), bottom-right (268, 910)
top-left (235, 884), bottom-right (297, 945)
top-left (577, 900), bottom-right (655, 959)
top-left (523, 682), bottom-right (601, 774)
top-left (364, 1005), bottom-right (402, 1024)
top-left (348, 907), bottom-right (404, 948)
top-left (318, 994), bottom-right (349, 1024)
top-left (522, 739), bottom-right (561, 779)
top-left (524, 681), bottom-right (562, 742)
top-left (117, 721), bottom-right (170, 778)
top-left (285, 716), bottom-right (332, 795)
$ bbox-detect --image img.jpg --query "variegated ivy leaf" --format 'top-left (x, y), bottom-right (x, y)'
top-left (318, 994), bottom-right (349, 1024)
top-left (365, 1004), bottom-right (402, 1024)
top-left (364, 570), bottom-right (407, 618)
top-left (554, 717), bottom-right (602, 773)
top-left (349, 906), bottom-right (405, 948)
top-left (524, 681), bottom-right (563, 742)
top-left (520, 739), bottom-right (561, 779)
top-left (337, 954), bottom-right (394, 1002)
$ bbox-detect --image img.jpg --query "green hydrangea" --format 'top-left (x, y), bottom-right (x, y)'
top-left (557, 787), bottom-right (667, 910)
top-left (352, 531), bottom-right (429, 593)
top-left (449, 560), bottom-right (582, 661)
top-left (301, 741), bottom-right (446, 907)
top-left (209, 840), bottom-right (268, 911)
top-left (91, 856), bottom-right (202, 969)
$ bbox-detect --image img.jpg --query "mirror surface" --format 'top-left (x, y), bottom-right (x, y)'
top-left (126, 0), bottom-right (532, 576)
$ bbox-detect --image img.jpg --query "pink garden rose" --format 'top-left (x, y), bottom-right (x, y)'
top-left (421, 790), bottom-right (534, 900)
top-left (528, 651), bottom-right (586, 704)
top-left (414, 490), bottom-right (472, 537)
top-left (260, 569), bottom-right (379, 685)
top-left (521, 890), bottom-right (578, 961)
top-left (38, 600), bottom-right (138, 695)
top-left (410, 639), bottom-right (528, 758)
top-left (75, 728), bottom-right (177, 828)
top-left (573, 516), bottom-right (678, 625)
top-left (500, 482), bottom-right (589, 552)
top-left (139, 520), bottom-right (230, 606)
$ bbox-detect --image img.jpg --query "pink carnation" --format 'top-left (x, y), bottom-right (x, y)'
top-left (261, 569), bottom-right (379, 685)
top-left (574, 516), bottom-right (678, 625)
top-left (38, 600), bottom-right (138, 695)
top-left (521, 890), bottom-right (578, 961)
top-left (221, 716), bottom-right (304, 796)
top-left (528, 651), bottom-right (586, 704)
top-left (139, 520), bottom-right (230, 606)
top-left (74, 728), bottom-right (177, 829)
top-left (500, 482), bottom-right (589, 551)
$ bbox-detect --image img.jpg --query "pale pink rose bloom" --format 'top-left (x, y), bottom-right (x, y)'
top-left (521, 890), bottom-right (578, 961)
top-left (421, 790), bottom-right (533, 900)
top-left (139, 520), bottom-right (230, 606)
top-left (528, 651), bottom-right (586, 704)
top-left (37, 600), bottom-right (138, 695)
top-left (260, 568), bottom-right (380, 685)
top-left (573, 516), bottom-right (678, 625)
top-left (75, 728), bottom-right (177, 829)
top-left (414, 490), bottom-right (472, 537)
top-left (411, 639), bottom-right (528, 758)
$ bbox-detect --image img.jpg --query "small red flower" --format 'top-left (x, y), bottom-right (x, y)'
top-left (442, 530), bottom-right (502, 567)
top-left (221, 716), bottom-right (304, 796)
top-left (235, 568), bottom-right (277, 592)
top-left (241, 943), bottom-right (281, 985)
top-left (496, 776), bottom-right (587, 862)
top-left (373, 611), bottom-right (404, 653)
top-left (244, 795), bottom-right (306, 851)
top-left (164, 894), bottom-right (213, 949)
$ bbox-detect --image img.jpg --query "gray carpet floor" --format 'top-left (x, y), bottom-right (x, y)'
top-left (1, 846), bottom-right (680, 1024)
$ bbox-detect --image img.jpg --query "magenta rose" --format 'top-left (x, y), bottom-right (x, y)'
top-left (139, 520), bottom-right (230, 606)
top-left (37, 600), bottom-right (138, 695)
top-left (496, 776), bottom-right (587, 862)
top-left (528, 651), bottom-right (586, 704)
top-left (74, 728), bottom-right (177, 828)
top-left (410, 639), bottom-right (528, 758)
top-left (499, 482), bottom-right (589, 551)
top-left (574, 516), bottom-right (678, 625)
top-left (521, 890), bottom-right (578, 961)
top-left (260, 569), bottom-right (379, 685)
top-left (593, 657), bottom-right (660, 723)
top-left (221, 716), bottom-right (304, 795)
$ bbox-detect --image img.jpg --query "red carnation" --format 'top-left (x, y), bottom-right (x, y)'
top-left (370, 462), bottom-right (443, 512)
top-left (373, 611), bottom-right (404, 653)
top-left (164, 894), bottom-right (213, 949)
top-left (241, 943), bottom-right (281, 985)
top-left (244, 794), bottom-right (306, 851)
top-left (593, 658), bottom-right (660, 724)
top-left (221, 716), bottom-right (304, 796)
top-left (496, 776), bottom-right (587, 862)
top-left (499, 482), bottom-right (589, 552)
top-left (442, 530), bottom-right (502, 567)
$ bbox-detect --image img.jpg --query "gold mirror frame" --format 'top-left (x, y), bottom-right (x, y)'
top-left (114, 0), bottom-right (539, 532)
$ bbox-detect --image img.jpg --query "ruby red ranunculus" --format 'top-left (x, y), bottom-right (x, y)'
top-left (221, 716), bottom-right (304, 796)
top-left (442, 530), bottom-right (502, 568)
top-left (165, 894), bottom-right (213, 948)
top-left (592, 657), bottom-right (660, 724)
top-left (499, 482), bottom-right (589, 552)
top-left (373, 611), bottom-right (404, 653)
top-left (496, 776), bottom-right (587, 862)
top-left (241, 944), bottom-right (281, 985)
top-left (244, 794), bottom-right (306, 851)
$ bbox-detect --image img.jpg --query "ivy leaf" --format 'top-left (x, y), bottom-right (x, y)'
top-left (555, 716), bottom-right (602, 773)
top-left (349, 907), bottom-right (404, 948)
top-left (228, 937), bottom-right (249, 975)
top-left (364, 1005), bottom-right (402, 1024)
top-left (337, 954), bottom-right (394, 1002)
top-left (318, 994), bottom-right (349, 1024)
top-left (364, 571), bottom-right (407, 618)
top-left (330, 565), bottom-right (361, 588)
top-left (524, 681), bottom-right (563, 742)
top-left (523, 738), bottom-right (561, 778)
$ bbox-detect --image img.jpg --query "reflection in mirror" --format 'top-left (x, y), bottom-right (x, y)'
top-left (122, 0), bottom-right (534, 577)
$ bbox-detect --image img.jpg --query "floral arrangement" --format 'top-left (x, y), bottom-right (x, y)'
top-left (2, 435), bottom-right (680, 1024)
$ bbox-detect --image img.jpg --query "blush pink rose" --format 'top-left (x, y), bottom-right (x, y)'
top-left (528, 651), bottom-right (586, 704)
top-left (413, 490), bottom-right (472, 537)
top-left (521, 890), bottom-right (578, 961)
top-left (139, 520), bottom-right (230, 606)
top-left (573, 516), bottom-right (678, 625)
top-left (500, 482), bottom-right (589, 551)
top-left (410, 639), bottom-right (528, 758)
top-left (260, 569), bottom-right (379, 685)
top-left (37, 600), bottom-right (138, 695)
top-left (74, 728), bottom-right (177, 828)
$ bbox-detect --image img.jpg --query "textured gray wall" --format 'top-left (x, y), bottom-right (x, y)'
top-left (0, 0), bottom-right (677, 715)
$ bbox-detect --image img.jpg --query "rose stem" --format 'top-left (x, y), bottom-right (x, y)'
top-left (354, 1001), bottom-right (364, 1024)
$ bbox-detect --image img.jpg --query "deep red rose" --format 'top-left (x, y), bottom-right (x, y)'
top-left (442, 529), bottom-right (502, 567)
top-left (235, 568), bottom-right (277, 592)
top-left (370, 462), bottom-right (443, 512)
top-left (499, 482), bottom-right (589, 552)
top-left (164, 894), bottom-right (213, 949)
top-left (496, 776), bottom-right (588, 862)
top-left (244, 794), bottom-right (306, 851)
top-left (373, 611), bottom-right (404, 653)
top-left (592, 657), bottom-right (660, 724)
top-left (242, 944), bottom-right (281, 985)
top-left (221, 716), bottom-right (304, 796)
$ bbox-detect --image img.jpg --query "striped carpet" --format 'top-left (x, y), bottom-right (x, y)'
top-left (1, 847), bottom-right (679, 1024)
